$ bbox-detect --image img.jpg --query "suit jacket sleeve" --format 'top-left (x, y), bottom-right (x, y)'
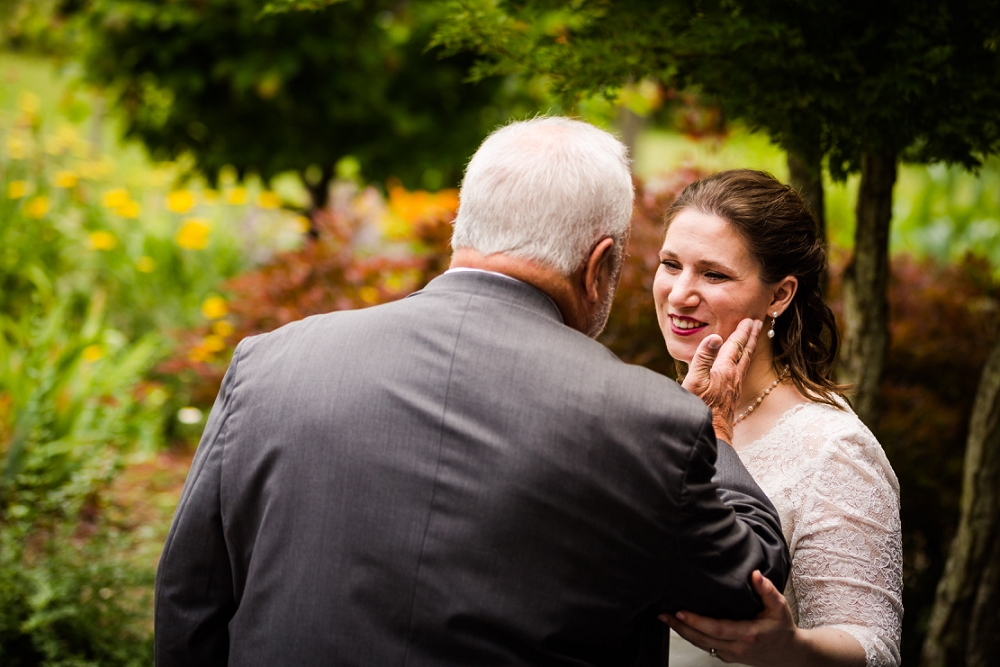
top-left (154, 343), bottom-right (244, 666)
top-left (663, 419), bottom-right (790, 620)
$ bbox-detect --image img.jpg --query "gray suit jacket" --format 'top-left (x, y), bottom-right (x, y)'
top-left (155, 271), bottom-right (789, 666)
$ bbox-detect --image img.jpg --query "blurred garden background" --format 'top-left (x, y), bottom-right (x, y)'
top-left (1, 1), bottom-right (998, 665)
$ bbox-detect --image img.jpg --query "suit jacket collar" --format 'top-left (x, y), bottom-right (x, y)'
top-left (417, 270), bottom-right (565, 325)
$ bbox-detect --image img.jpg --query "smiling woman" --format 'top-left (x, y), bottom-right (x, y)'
top-left (655, 208), bottom-right (796, 363)
top-left (651, 170), bottom-right (903, 667)
top-left (655, 170), bottom-right (842, 413)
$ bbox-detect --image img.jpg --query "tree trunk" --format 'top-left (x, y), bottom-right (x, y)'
top-left (920, 327), bottom-right (1000, 667)
top-left (787, 150), bottom-right (826, 246)
top-left (303, 166), bottom-right (333, 239)
top-left (838, 150), bottom-right (896, 428)
top-left (616, 104), bottom-right (645, 170)
top-left (305, 166), bottom-right (333, 212)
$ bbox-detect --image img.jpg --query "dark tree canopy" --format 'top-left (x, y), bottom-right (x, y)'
top-left (436, 0), bottom-right (1000, 177)
top-left (78, 0), bottom-right (529, 198)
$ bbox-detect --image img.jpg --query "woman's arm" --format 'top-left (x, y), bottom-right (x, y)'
top-left (662, 570), bottom-right (866, 667)
top-left (663, 425), bottom-right (903, 667)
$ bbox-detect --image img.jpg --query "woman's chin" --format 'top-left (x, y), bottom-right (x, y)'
top-left (665, 338), bottom-right (697, 365)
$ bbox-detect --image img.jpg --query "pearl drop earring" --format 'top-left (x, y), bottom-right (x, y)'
top-left (768, 312), bottom-right (778, 339)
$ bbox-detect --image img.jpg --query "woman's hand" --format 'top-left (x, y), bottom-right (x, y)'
top-left (661, 570), bottom-right (798, 666)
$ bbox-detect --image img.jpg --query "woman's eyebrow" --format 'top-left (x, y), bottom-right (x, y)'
top-left (658, 249), bottom-right (737, 274)
top-left (698, 258), bottom-right (737, 273)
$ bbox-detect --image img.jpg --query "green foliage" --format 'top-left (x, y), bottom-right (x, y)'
top-left (436, 0), bottom-right (1000, 178)
top-left (259, 0), bottom-right (351, 15)
top-left (0, 0), bottom-right (78, 56)
top-left (0, 296), bottom-right (158, 667)
top-left (0, 58), bottom-right (300, 661)
top-left (892, 160), bottom-right (1000, 271)
top-left (0, 526), bottom-right (154, 667)
top-left (75, 0), bottom-right (537, 200)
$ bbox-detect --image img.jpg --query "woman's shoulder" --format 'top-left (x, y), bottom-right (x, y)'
top-left (786, 397), bottom-right (900, 495)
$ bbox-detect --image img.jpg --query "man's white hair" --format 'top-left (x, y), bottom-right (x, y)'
top-left (452, 116), bottom-right (634, 276)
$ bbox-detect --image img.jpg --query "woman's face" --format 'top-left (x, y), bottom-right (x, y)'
top-left (653, 208), bottom-right (775, 364)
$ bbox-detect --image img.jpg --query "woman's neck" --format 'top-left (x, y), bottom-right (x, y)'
top-left (737, 348), bottom-right (782, 414)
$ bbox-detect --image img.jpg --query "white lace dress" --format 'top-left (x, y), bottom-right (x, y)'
top-left (670, 400), bottom-right (903, 667)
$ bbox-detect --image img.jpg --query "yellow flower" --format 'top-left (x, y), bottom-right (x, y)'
top-left (201, 296), bottom-right (228, 320)
top-left (116, 199), bottom-right (141, 218)
top-left (225, 187), bottom-right (247, 205)
top-left (18, 91), bottom-right (40, 115)
top-left (80, 160), bottom-right (113, 181)
top-left (25, 196), bottom-right (49, 219)
top-left (201, 334), bottom-right (227, 353)
top-left (102, 188), bottom-right (130, 209)
top-left (54, 171), bottom-right (79, 189)
top-left (358, 286), bottom-right (380, 305)
top-left (188, 346), bottom-right (213, 363)
top-left (384, 185), bottom-right (460, 239)
top-left (56, 124), bottom-right (80, 146)
top-left (211, 320), bottom-right (235, 337)
top-left (258, 191), bottom-right (281, 209)
top-left (6, 136), bottom-right (27, 159)
top-left (176, 218), bottom-right (211, 250)
top-left (82, 344), bottom-right (104, 362)
top-left (89, 230), bottom-right (118, 250)
top-left (45, 135), bottom-right (65, 155)
top-left (292, 215), bottom-right (311, 234)
top-left (136, 256), bottom-right (156, 273)
top-left (167, 190), bottom-right (196, 214)
top-left (7, 180), bottom-right (29, 199)
top-left (90, 230), bottom-right (118, 251)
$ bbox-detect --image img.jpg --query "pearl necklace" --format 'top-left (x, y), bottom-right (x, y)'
top-left (733, 366), bottom-right (789, 425)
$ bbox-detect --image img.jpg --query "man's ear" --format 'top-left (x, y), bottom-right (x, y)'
top-left (768, 276), bottom-right (798, 316)
top-left (583, 237), bottom-right (616, 303)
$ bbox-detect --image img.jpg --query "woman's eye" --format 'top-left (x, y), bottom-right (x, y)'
top-left (660, 260), bottom-right (681, 271)
top-left (705, 271), bottom-right (730, 281)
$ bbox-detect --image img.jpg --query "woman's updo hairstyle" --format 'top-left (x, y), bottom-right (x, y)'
top-left (664, 169), bottom-right (845, 407)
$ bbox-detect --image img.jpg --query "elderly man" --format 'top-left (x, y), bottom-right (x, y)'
top-left (155, 117), bottom-right (788, 666)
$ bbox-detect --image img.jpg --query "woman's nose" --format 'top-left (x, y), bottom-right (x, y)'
top-left (668, 272), bottom-right (700, 308)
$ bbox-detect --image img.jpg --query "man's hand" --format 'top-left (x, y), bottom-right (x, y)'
top-left (681, 319), bottom-right (762, 442)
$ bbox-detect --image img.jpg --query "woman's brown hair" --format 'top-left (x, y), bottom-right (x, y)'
top-left (664, 169), bottom-right (846, 407)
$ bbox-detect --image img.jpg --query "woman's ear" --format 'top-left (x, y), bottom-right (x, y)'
top-left (769, 276), bottom-right (798, 317)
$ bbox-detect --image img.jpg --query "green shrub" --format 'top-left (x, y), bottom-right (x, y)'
top-left (0, 287), bottom-right (163, 664)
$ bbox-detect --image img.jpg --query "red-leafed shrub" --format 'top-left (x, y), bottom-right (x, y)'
top-left (599, 167), bottom-right (708, 376)
top-left (877, 254), bottom-right (998, 659)
top-left (157, 183), bottom-right (457, 406)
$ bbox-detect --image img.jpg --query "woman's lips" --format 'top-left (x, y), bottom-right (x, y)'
top-left (669, 315), bottom-right (707, 337)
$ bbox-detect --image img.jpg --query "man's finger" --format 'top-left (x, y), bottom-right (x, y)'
top-left (716, 319), bottom-right (756, 369)
top-left (734, 320), bottom-right (763, 376)
top-left (681, 334), bottom-right (723, 393)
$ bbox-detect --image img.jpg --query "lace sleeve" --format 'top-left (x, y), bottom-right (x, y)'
top-left (791, 429), bottom-right (903, 667)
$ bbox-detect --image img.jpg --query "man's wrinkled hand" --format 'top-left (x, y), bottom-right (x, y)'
top-left (681, 319), bottom-right (762, 442)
